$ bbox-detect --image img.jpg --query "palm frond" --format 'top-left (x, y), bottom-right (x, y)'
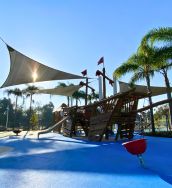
top-left (56, 82), bottom-right (67, 87)
top-left (129, 71), bottom-right (145, 84)
top-left (5, 88), bottom-right (23, 97)
top-left (114, 27), bottom-right (172, 89)
top-left (72, 90), bottom-right (86, 100)
top-left (113, 56), bottom-right (139, 78)
top-left (5, 89), bottom-right (14, 96)
top-left (23, 85), bottom-right (40, 96)
top-left (154, 46), bottom-right (172, 61)
top-left (141, 27), bottom-right (172, 47)
top-left (148, 70), bottom-right (155, 79)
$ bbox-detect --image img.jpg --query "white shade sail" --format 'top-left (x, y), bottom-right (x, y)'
top-left (119, 81), bottom-right (172, 97)
top-left (1, 45), bottom-right (83, 88)
top-left (34, 84), bottom-right (82, 97)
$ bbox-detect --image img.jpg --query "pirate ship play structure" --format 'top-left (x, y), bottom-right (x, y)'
top-left (38, 65), bottom-right (172, 141)
top-left (1, 39), bottom-right (172, 141)
top-left (41, 81), bottom-right (172, 141)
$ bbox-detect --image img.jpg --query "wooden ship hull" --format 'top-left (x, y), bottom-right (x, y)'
top-left (50, 89), bottom-right (147, 141)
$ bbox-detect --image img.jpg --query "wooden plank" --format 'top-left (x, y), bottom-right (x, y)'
top-left (88, 112), bottom-right (111, 141)
top-left (88, 129), bottom-right (105, 134)
top-left (89, 123), bottom-right (109, 131)
top-left (90, 113), bottom-right (111, 124)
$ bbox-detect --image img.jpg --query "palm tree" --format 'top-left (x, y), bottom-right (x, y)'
top-left (56, 82), bottom-right (86, 107)
top-left (140, 27), bottom-right (172, 127)
top-left (23, 85), bottom-right (40, 130)
top-left (114, 50), bottom-right (156, 133)
top-left (92, 92), bottom-right (99, 101)
top-left (56, 82), bottom-right (71, 106)
top-left (114, 27), bottom-right (172, 133)
top-left (87, 92), bottom-right (99, 104)
top-left (5, 88), bottom-right (23, 128)
top-left (72, 90), bottom-right (86, 106)
top-left (6, 88), bottom-right (23, 109)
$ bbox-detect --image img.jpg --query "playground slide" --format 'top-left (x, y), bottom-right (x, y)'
top-left (38, 116), bottom-right (69, 139)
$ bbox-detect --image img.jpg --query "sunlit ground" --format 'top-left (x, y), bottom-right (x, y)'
top-left (0, 131), bottom-right (13, 138)
top-left (0, 131), bottom-right (38, 138)
top-left (0, 133), bottom-right (171, 188)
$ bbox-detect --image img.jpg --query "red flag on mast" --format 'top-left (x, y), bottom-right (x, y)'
top-left (81, 69), bottom-right (87, 76)
top-left (97, 57), bottom-right (104, 65)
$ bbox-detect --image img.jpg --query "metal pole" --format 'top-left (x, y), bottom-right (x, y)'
top-left (85, 78), bottom-right (88, 105)
top-left (103, 67), bottom-right (106, 99)
top-left (29, 94), bottom-right (33, 130)
top-left (137, 154), bottom-right (145, 167)
top-left (98, 76), bottom-right (103, 100)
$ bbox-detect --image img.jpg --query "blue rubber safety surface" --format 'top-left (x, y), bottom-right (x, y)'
top-left (0, 133), bottom-right (171, 188)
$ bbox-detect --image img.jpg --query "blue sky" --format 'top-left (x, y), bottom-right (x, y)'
top-left (0, 0), bottom-right (171, 108)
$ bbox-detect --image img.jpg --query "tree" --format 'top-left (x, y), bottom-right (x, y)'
top-left (56, 82), bottom-right (71, 106)
top-left (114, 27), bottom-right (172, 133)
top-left (0, 98), bottom-right (15, 128)
top-left (154, 105), bottom-right (170, 131)
top-left (87, 92), bottom-right (99, 104)
top-left (114, 51), bottom-right (156, 133)
top-left (5, 88), bottom-right (23, 128)
top-left (23, 85), bottom-right (40, 130)
top-left (6, 88), bottom-right (23, 111)
top-left (72, 90), bottom-right (86, 106)
top-left (140, 27), bottom-right (172, 127)
top-left (56, 82), bottom-right (86, 106)
top-left (30, 111), bottom-right (39, 130)
top-left (41, 102), bottom-right (54, 128)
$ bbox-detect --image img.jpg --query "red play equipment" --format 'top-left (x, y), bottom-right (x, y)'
top-left (122, 138), bottom-right (147, 166)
